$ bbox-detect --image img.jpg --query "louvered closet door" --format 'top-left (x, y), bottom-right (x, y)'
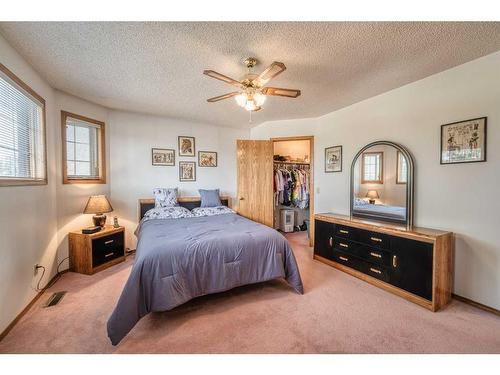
top-left (236, 140), bottom-right (273, 227)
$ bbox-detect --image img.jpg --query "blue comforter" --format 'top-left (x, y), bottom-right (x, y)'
top-left (107, 213), bottom-right (304, 345)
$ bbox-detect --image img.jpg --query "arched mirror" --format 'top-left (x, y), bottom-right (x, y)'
top-left (350, 141), bottom-right (414, 228)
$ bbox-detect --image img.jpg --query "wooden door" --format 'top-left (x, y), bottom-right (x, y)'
top-left (236, 140), bottom-right (274, 227)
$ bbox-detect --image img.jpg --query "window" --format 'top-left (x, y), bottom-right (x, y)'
top-left (396, 151), bottom-right (408, 184)
top-left (361, 152), bottom-right (383, 184)
top-left (0, 63), bottom-right (46, 186)
top-left (62, 111), bottom-right (105, 184)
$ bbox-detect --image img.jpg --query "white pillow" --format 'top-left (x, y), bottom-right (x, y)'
top-left (143, 206), bottom-right (192, 222)
top-left (191, 206), bottom-right (235, 217)
top-left (153, 188), bottom-right (178, 208)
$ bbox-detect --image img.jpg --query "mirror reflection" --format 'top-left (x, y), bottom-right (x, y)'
top-left (352, 144), bottom-right (409, 224)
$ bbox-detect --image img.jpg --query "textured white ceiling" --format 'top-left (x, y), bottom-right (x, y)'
top-left (1, 22), bottom-right (499, 128)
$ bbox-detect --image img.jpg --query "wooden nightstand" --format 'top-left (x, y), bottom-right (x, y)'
top-left (69, 225), bottom-right (125, 275)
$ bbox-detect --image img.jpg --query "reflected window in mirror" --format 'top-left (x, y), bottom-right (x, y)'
top-left (361, 152), bottom-right (383, 184)
top-left (396, 151), bottom-right (407, 184)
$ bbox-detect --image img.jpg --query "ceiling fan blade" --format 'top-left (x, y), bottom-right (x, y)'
top-left (203, 70), bottom-right (242, 88)
top-left (254, 62), bottom-right (286, 87)
top-left (206, 92), bottom-right (240, 103)
top-left (261, 87), bottom-right (301, 98)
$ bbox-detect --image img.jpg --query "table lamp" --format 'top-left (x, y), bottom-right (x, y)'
top-left (83, 195), bottom-right (113, 227)
top-left (366, 190), bottom-right (379, 204)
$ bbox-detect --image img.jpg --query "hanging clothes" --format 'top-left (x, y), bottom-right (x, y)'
top-left (273, 163), bottom-right (310, 209)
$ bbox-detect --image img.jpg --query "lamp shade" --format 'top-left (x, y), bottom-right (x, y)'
top-left (366, 190), bottom-right (380, 199)
top-left (83, 195), bottom-right (113, 214)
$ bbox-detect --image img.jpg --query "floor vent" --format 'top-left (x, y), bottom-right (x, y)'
top-left (44, 291), bottom-right (67, 307)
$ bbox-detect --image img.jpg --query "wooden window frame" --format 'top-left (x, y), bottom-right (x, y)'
top-left (0, 63), bottom-right (47, 187)
top-left (396, 150), bottom-right (407, 185)
top-left (361, 151), bottom-right (383, 184)
top-left (61, 111), bottom-right (106, 184)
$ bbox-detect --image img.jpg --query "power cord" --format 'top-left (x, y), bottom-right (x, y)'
top-left (34, 256), bottom-right (69, 292)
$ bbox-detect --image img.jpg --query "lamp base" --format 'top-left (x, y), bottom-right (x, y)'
top-left (92, 214), bottom-right (107, 227)
top-left (368, 199), bottom-right (376, 204)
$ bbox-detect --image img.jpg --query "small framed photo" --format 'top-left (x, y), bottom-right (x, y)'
top-left (198, 151), bottom-right (217, 167)
top-left (178, 136), bottom-right (195, 157)
top-left (151, 148), bottom-right (175, 166)
top-left (179, 161), bottom-right (196, 182)
top-left (441, 117), bottom-right (487, 164)
top-left (325, 145), bottom-right (342, 172)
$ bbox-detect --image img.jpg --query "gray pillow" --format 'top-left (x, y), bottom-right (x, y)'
top-left (199, 189), bottom-right (221, 208)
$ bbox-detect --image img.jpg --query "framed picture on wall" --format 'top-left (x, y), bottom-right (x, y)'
top-left (178, 136), bottom-right (195, 157)
top-left (440, 117), bottom-right (487, 164)
top-left (179, 161), bottom-right (196, 181)
top-left (325, 145), bottom-right (342, 172)
top-left (198, 151), bottom-right (217, 167)
top-left (151, 148), bottom-right (175, 166)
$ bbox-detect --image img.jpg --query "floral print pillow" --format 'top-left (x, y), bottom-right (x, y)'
top-left (142, 206), bottom-right (192, 222)
top-left (153, 187), bottom-right (178, 208)
top-left (191, 206), bottom-right (235, 217)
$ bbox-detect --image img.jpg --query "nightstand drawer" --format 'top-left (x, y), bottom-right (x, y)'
top-left (92, 232), bottom-right (124, 268)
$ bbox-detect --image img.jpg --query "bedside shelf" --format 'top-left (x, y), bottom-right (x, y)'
top-left (69, 225), bottom-right (125, 275)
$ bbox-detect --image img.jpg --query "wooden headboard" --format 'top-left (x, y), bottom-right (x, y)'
top-left (138, 196), bottom-right (232, 221)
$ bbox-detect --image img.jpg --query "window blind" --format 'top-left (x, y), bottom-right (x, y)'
top-left (65, 116), bottom-right (100, 179)
top-left (0, 68), bottom-right (45, 182)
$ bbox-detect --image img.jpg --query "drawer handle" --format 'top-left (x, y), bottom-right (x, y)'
top-left (370, 267), bottom-right (382, 274)
top-left (104, 252), bottom-right (114, 258)
top-left (329, 237), bottom-right (333, 247)
top-left (370, 237), bottom-right (382, 242)
top-left (370, 252), bottom-right (382, 258)
top-left (339, 229), bottom-right (349, 234)
top-left (339, 243), bottom-right (349, 248)
top-left (392, 255), bottom-right (398, 268)
top-left (339, 256), bottom-right (348, 262)
top-left (104, 240), bottom-right (114, 245)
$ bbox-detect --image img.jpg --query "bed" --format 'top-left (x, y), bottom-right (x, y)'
top-left (107, 196), bottom-right (304, 345)
top-left (352, 202), bottom-right (406, 223)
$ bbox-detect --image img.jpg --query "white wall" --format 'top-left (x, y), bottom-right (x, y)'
top-left (0, 34), bottom-right (110, 333)
top-left (0, 35), bottom-right (58, 333)
top-left (251, 51), bottom-right (500, 310)
top-left (108, 111), bottom-right (249, 248)
top-left (53, 91), bottom-right (110, 266)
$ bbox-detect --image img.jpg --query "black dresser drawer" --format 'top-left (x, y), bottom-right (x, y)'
top-left (92, 232), bottom-right (125, 268)
top-left (332, 248), bottom-right (391, 283)
top-left (358, 230), bottom-right (391, 250)
top-left (334, 237), bottom-right (393, 267)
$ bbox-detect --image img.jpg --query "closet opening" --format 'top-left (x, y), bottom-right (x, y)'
top-left (272, 136), bottom-right (314, 246)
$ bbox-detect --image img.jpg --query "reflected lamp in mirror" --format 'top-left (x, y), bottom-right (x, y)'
top-left (83, 195), bottom-right (113, 227)
top-left (366, 190), bottom-right (379, 204)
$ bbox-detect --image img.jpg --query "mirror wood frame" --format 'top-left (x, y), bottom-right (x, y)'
top-left (350, 140), bottom-right (415, 229)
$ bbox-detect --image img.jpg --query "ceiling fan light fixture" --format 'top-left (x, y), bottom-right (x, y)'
top-left (244, 100), bottom-right (257, 112)
top-left (235, 93), bottom-right (247, 107)
top-left (253, 92), bottom-right (266, 106)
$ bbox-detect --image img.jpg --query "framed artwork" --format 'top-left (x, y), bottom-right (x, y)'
top-left (178, 136), bottom-right (195, 157)
top-left (198, 151), bottom-right (217, 167)
top-left (325, 145), bottom-right (342, 172)
top-left (179, 161), bottom-right (196, 181)
top-left (151, 148), bottom-right (175, 166)
top-left (441, 117), bottom-right (487, 164)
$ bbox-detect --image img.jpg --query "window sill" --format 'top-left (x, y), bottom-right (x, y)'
top-left (63, 178), bottom-right (106, 185)
top-left (0, 178), bottom-right (48, 187)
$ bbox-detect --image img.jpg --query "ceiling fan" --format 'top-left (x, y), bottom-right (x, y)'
top-left (203, 57), bottom-right (301, 112)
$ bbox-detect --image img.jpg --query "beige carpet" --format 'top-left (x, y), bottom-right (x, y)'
top-left (0, 232), bottom-right (499, 353)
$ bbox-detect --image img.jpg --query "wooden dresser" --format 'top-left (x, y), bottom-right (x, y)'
top-left (314, 213), bottom-right (453, 311)
top-left (69, 226), bottom-right (125, 275)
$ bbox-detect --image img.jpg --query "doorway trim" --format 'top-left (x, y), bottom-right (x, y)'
top-left (271, 135), bottom-right (314, 247)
